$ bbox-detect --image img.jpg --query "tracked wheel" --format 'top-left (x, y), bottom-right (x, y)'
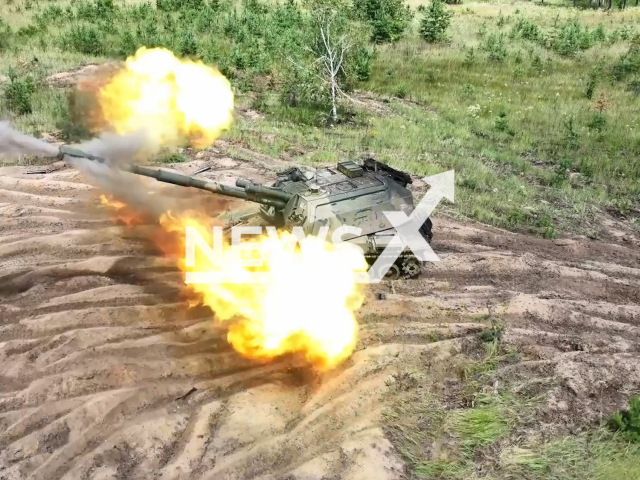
top-left (385, 264), bottom-right (401, 280)
top-left (401, 257), bottom-right (422, 279)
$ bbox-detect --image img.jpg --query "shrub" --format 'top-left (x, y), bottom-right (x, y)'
top-left (587, 112), bottom-right (607, 132)
top-left (352, 0), bottom-right (412, 43)
top-left (510, 17), bottom-right (542, 42)
top-left (157, 0), bottom-right (205, 11)
top-left (178, 30), bottom-right (198, 56)
top-left (17, 24), bottom-right (42, 38)
top-left (462, 47), bottom-right (475, 66)
top-left (552, 18), bottom-right (593, 57)
top-left (585, 64), bottom-right (602, 99)
top-left (593, 24), bottom-right (606, 42)
top-left (609, 396), bottom-right (640, 443)
top-left (514, 50), bottom-right (523, 64)
top-left (393, 83), bottom-right (408, 98)
top-left (538, 214), bottom-right (555, 239)
top-left (76, 0), bottom-right (116, 21)
top-left (157, 151), bottom-right (189, 163)
top-left (613, 39), bottom-right (640, 81)
top-left (494, 111), bottom-right (514, 135)
top-left (351, 46), bottom-right (373, 81)
top-left (3, 72), bottom-right (36, 115)
top-left (195, 4), bottom-right (219, 32)
top-left (118, 31), bottom-right (139, 58)
top-left (0, 29), bottom-right (9, 52)
top-left (531, 54), bottom-right (543, 74)
top-left (483, 33), bottom-right (508, 62)
top-left (61, 25), bottom-right (105, 55)
top-left (56, 90), bottom-right (95, 142)
top-left (279, 63), bottom-right (324, 109)
top-left (419, 0), bottom-right (452, 43)
top-left (477, 21), bottom-right (487, 38)
top-left (38, 4), bottom-right (64, 22)
top-left (563, 116), bottom-right (578, 148)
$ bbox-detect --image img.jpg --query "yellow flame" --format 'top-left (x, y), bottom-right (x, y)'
top-left (98, 47), bottom-right (234, 148)
top-left (156, 211), bottom-right (368, 371)
top-left (99, 194), bottom-right (126, 210)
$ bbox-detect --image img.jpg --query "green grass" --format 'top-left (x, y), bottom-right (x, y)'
top-left (384, 334), bottom-right (640, 480)
top-left (1, 0), bottom-right (639, 238)
top-left (504, 431), bottom-right (640, 480)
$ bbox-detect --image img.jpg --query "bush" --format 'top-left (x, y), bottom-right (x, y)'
top-left (494, 111), bottom-right (514, 135)
top-left (3, 72), bottom-right (36, 115)
top-left (609, 396), bottom-right (640, 443)
top-left (157, 151), bottom-right (189, 163)
top-left (531, 54), bottom-right (543, 74)
top-left (551, 18), bottom-right (594, 57)
top-left (38, 4), bottom-right (64, 22)
top-left (0, 17), bottom-right (11, 49)
top-left (157, 0), bottom-right (205, 11)
top-left (279, 63), bottom-right (325, 109)
top-left (510, 17), bottom-right (542, 42)
top-left (585, 64), bottom-right (602, 99)
top-left (76, 0), bottom-right (116, 21)
top-left (593, 23), bottom-right (606, 42)
top-left (419, 0), bottom-right (452, 43)
top-left (118, 31), bottom-right (139, 58)
top-left (483, 33), bottom-right (508, 62)
top-left (587, 112), bottom-right (607, 132)
top-left (351, 46), bottom-right (373, 81)
top-left (462, 47), bottom-right (475, 66)
top-left (393, 83), bottom-right (408, 98)
top-left (352, 0), bottom-right (412, 43)
top-left (178, 30), bottom-right (198, 56)
top-left (61, 25), bottom-right (105, 55)
top-left (613, 39), bottom-right (640, 81)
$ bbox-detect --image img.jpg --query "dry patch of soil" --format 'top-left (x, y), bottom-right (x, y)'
top-left (1, 152), bottom-right (640, 479)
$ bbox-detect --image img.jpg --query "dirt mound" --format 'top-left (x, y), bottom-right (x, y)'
top-left (46, 64), bottom-right (122, 89)
top-left (1, 153), bottom-right (640, 479)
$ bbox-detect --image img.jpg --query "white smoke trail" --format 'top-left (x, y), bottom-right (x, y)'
top-left (0, 122), bottom-right (59, 159)
top-left (73, 129), bottom-right (157, 166)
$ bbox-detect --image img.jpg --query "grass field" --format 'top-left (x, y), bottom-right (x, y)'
top-left (383, 329), bottom-right (640, 480)
top-left (1, 0), bottom-right (640, 238)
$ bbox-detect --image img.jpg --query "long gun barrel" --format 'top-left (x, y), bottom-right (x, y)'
top-left (57, 145), bottom-right (292, 209)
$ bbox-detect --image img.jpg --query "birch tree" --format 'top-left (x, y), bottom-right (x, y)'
top-left (314, 20), bottom-right (351, 124)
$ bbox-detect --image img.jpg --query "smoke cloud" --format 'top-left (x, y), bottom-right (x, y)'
top-left (74, 129), bottom-right (157, 166)
top-left (0, 122), bottom-right (59, 159)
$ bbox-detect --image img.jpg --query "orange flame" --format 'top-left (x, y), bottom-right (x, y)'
top-left (158, 211), bottom-right (368, 371)
top-left (98, 47), bottom-right (234, 148)
top-left (99, 194), bottom-right (145, 226)
top-left (100, 199), bottom-right (368, 371)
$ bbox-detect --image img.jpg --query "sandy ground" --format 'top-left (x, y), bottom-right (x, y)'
top-left (1, 151), bottom-right (640, 480)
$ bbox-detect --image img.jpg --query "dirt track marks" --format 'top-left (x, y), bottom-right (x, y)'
top-left (1, 162), bottom-right (640, 479)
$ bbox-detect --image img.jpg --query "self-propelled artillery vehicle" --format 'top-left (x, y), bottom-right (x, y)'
top-left (58, 145), bottom-right (432, 279)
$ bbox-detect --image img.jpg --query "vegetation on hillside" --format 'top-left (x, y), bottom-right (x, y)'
top-left (0, 0), bottom-right (639, 239)
top-left (384, 320), bottom-right (640, 479)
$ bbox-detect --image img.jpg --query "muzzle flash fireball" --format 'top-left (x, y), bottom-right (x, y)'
top-left (96, 47), bottom-right (234, 148)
